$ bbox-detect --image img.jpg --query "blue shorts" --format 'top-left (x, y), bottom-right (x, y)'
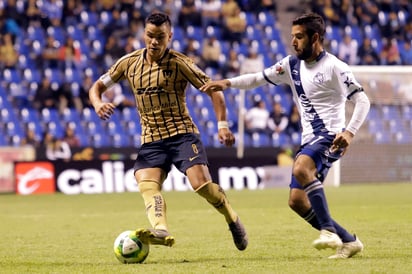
top-left (134, 133), bottom-right (208, 175)
top-left (289, 133), bottom-right (342, 189)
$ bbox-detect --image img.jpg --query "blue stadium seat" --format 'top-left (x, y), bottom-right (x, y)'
top-left (394, 130), bottom-right (411, 144)
top-left (106, 121), bottom-right (125, 136)
top-left (82, 107), bottom-right (100, 122)
top-left (325, 25), bottom-right (341, 42)
top-left (112, 133), bottom-right (130, 147)
top-left (374, 131), bottom-right (392, 144)
top-left (20, 108), bottom-right (40, 124)
top-left (368, 119), bottom-right (384, 133)
top-left (382, 105), bottom-right (400, 120)
top-left (3, 68), bottom-right (21, 83)
top-left (80, 10), bottom-right (99, 26)
top-left (1, 108), bottom-right (18, 123)
top-left (85, 121), bottom-right (104, 135)
top-left (5, 121), bottom-right (24, 137)
top-left (130, 134), bottom-right (141, 147)
top-left (251, 132), bottom-right (271, 147)
top-left (67, 25), bottom-right (84, 41)
top-left (23, 68), bottom-right (41, 83)
top-left (91, 133), bottom-right (111, 148)
top-left (258, 11), bottom-right (276, 26)
top-left (41, 108), bottom-right (60, 123)
top-left (242, 12), bottom-right (256, 26)
top-left (44, 68), bottom-right (63, 86)
top-left (26, 25), bottom-right (45, 42)
top-left (64, 67), bottom-right (83, 83)
top-left (62, 107), bottom-right (81, 123)
top-left (45, 121), bottom-right (64, 139)
top-left (124, 120), bottom-right (141, 135)
top-left (26, 121), bottom-right (44, 139)
top-left (47, 25), bottom-right (66, 44)
top-left (272, 132), bottom-right (291, 147)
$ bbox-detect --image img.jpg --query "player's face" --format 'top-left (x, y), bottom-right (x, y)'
top-left (291, 25), bottom-right (313, 60)
top-left (144, 23), bottom-right (172, 62)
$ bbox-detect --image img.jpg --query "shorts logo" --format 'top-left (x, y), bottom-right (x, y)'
top-left (189, 155), bottom-right (200, 162)
top-left (15, 162), bottom-right (55, 195)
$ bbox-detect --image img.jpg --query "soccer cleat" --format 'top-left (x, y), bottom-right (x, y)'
top-left (328, 235), bottom-right (364, 259)
top-left (228, 217), bottom-right (248, 251)
top-left (313, 229), bottom-right (343, 250)
top-left (135, 228), bottom-right (175, 247)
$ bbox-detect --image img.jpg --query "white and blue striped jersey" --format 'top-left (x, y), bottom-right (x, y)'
top-left (261, 51), bottom-right (364, 145)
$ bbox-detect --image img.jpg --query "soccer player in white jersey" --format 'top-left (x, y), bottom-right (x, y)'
top-left (200, 13), bottom-right (370, 259)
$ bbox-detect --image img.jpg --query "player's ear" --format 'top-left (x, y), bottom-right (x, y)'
top-left (312, 33), bottom-right (319, 44)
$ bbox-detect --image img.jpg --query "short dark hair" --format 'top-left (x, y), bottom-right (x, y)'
top-left (292, 13), bottom-right (325, 42)
top-left (145, 12), bottom-right (172, 27)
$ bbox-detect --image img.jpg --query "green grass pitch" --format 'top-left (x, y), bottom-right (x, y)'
top-left (1, 183), bottom-right (411, 274)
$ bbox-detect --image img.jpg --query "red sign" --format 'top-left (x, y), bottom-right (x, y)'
top-left (15, 162), bottom-right (56, 195)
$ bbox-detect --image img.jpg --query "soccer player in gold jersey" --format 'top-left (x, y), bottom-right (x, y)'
top-left (89, 12), bottom-right (248, 251)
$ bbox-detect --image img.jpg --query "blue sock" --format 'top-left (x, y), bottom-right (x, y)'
top-left (303, 180), bottom-right (335, 232)
top-left (303, 209), bottom-right (356, 243)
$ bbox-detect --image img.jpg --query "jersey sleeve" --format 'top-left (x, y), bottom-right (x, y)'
top-left (262, 55), bottom-right (292, 86)
top-left (333, 59), bottom-right (364, 100)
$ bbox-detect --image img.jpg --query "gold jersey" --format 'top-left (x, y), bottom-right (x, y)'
top-left (107, 48), bottom-right (211, 144)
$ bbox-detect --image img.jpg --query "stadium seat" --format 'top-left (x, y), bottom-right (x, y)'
top-left (44, 68), bottom-right (63, 86)
top-left (20, 108), bottom-right (40, 124)
top-left (85, 121), bottom-right (104, 135)
top-left (130, 134), bottom-right (142, 147)
top-left (1, 108), bottom-right (18, 123)
top-left (45, 121), bottom-right (64, 139)
top-left (82, 107), bottom-right (100, 122)
top-left (6, 121), bottom-right (24, 137)
top-left (90, 133), bottom-right (110, 148)
top-left (80, 10), bottom-right (99, 26)
top-left (62, 107), bottom-right (81, 123)
top-left (26, 25), bottom-right (45, 42)
top-left (257, 11), bottom-right (276, 26)
top-left (272, 132), bottom-right (291, 147)
top-left (394, 131), bottom-right (411, 144)
top-left (67, 25), bottom-right (84, 41)
top-left (3, 69), bottom-right (21, 83)
top-left (242, 12), bottom-right (256, 26)
top-left (252, 132), bottom-right (271, 147)
top-left (112, 133), bottom-right (130, 147)
top-left (41, 108), bottom-right (60, 123)
top-left (374, 131), bottom-right (392, 144)
top-left (124, 120), bottom-right (141, 136)
top-left (23, 68), bottom-right (41, 83)
top-left (106, 120), bottom-right (125, 136)
top-left (47, 25), bottom-right (66, 44)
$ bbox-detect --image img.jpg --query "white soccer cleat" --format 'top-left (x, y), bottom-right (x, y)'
top-left (313, 229), bottom-right (343, 250)
top-left (328, 235), bottom-right (364, 259)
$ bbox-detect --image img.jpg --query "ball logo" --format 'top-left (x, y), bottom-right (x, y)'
top-left (15, 162), bottom-right (56, 195)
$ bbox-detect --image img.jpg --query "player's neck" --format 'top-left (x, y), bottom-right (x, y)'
top-left (305, 49), bottom-right (325, 64)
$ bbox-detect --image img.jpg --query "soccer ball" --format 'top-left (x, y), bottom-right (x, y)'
top-left (113, 230), bottom-right (150, 264)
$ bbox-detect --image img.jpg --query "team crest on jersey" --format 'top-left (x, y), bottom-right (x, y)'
top-left (163, 69), bottom-right (173, 78)
top-left (313, 72), bottom-right (325, 84)
top-left (275, 63), bottom-right (285, 75)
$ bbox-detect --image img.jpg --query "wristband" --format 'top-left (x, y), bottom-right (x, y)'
top-left (217, 121), bottom-right (229, 129)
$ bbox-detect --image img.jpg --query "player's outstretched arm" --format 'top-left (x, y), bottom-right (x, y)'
top-left (200, 79), bottom-right (231, 93)
top-left (89, 80), bottom-right (116, 120)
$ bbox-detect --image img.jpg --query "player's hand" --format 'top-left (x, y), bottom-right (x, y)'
top-left (94, 102), bottom-right (116, 120)
top-left (330, 131), bottom-right (354, 155)
top-left (200, 80), bottom-right (231, 93)
top-left (218, 128), bottom-right (236, 147)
